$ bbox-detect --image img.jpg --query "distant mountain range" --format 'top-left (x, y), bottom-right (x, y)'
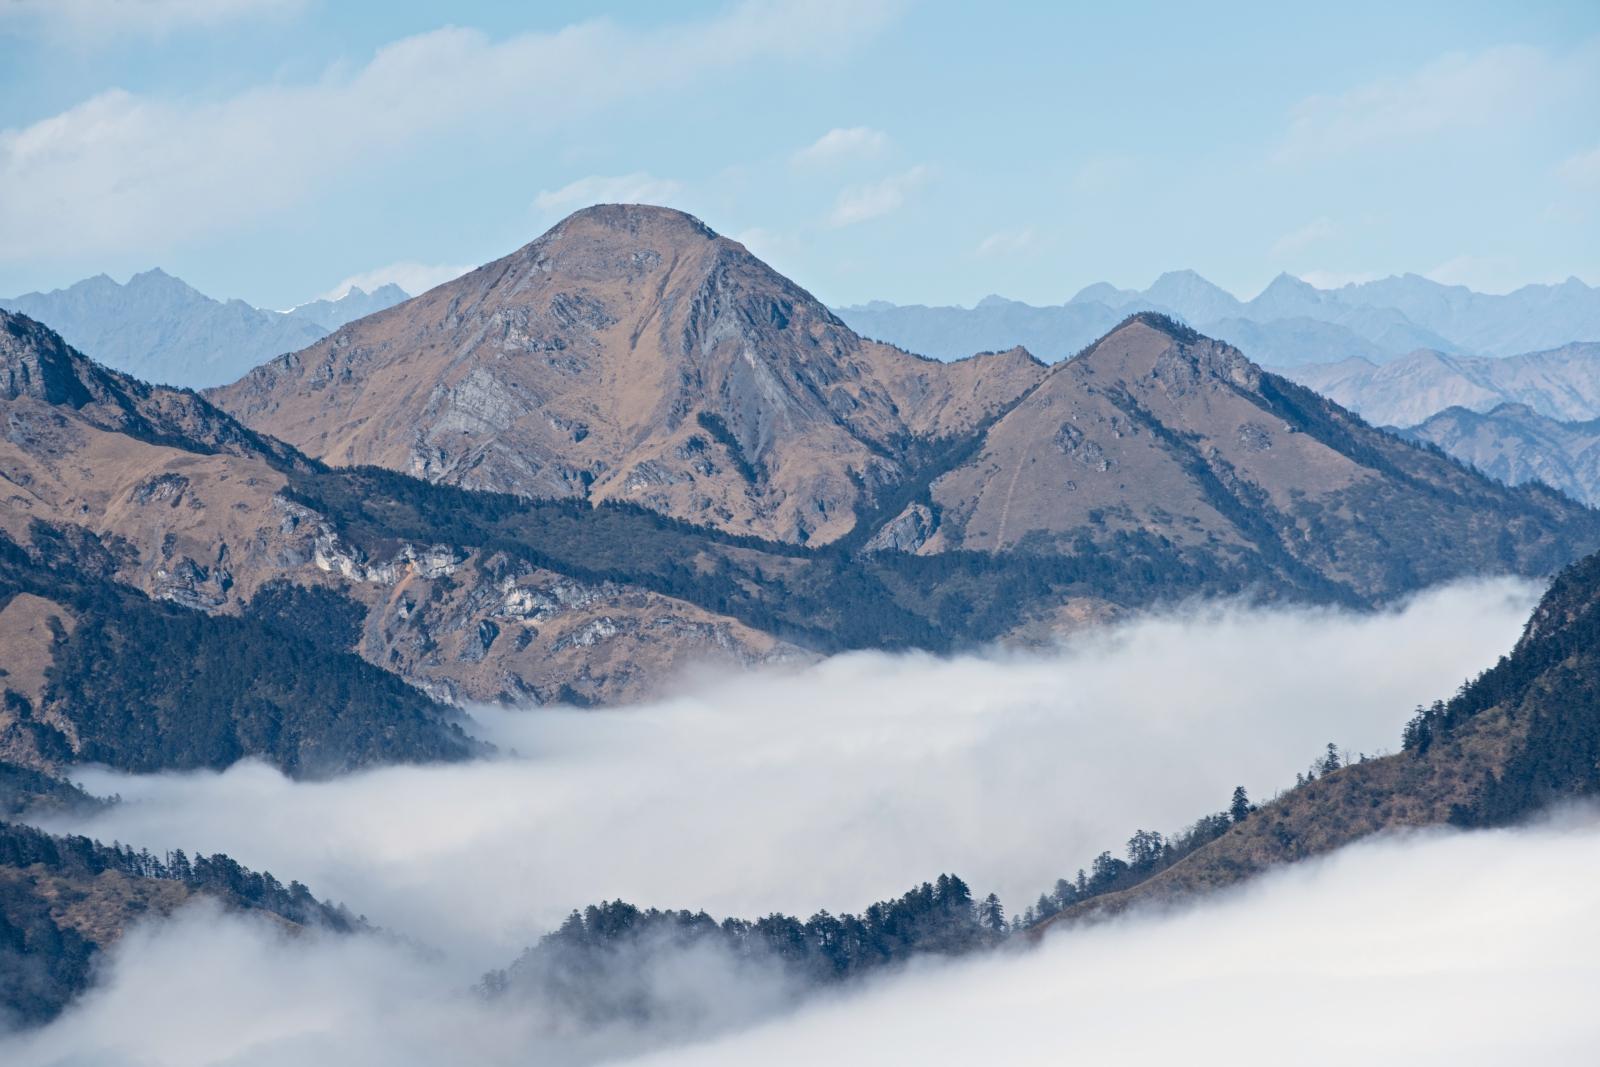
top-left (1277, 344), bottom-right (1600, 506)
top-left (0, 270), bottom-right (409, 388)
top-left (1280, 343), bottom-right (1600, 427)
top-left (1401, 405), bottom-right (1600, 508)
top-left (835, 270), bottom-right (1600, 366)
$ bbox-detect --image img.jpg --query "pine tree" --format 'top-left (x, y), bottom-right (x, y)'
top-left (1230, 785), bottom-right (1253, 823)
top-left (1321, 742), bottom-right (1342, 775)
top-left (978, 893), bottom-right (1006, 935)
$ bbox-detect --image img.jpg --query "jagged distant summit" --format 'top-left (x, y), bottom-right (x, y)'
top-left (0, 271), bottom-right (410, 389)
top-left (837, 269), bottom-right (1600, 364)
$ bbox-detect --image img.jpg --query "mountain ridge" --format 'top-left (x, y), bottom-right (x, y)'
top-left (0, 272), bottom-right (410, 389)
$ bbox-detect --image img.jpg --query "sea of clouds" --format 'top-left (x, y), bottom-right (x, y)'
top-left (8, 577), bottom-right (1592, 1063)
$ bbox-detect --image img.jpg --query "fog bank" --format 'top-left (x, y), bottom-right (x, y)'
top-left (39, 578), bottom-right (1539, 976)
top-left (8, 814), bottom-right (1597, 1065)
top-left (624, 812), bottom-right (1600, 1066)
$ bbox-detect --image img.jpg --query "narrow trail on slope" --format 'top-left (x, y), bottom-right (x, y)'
top-left (993, 454), bottom-right (1026, 550)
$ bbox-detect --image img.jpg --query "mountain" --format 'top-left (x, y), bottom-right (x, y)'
top-left (832, 295), bottom-right (1123, 363)
top-left (1143, 269), bottom-right (1242, 323)
top-left (0, 271), bottom-right (408, 389)
top-left (210, 205), bottom-right (1046, 546)
top-left (1401, 404), bottom-right (1600, 508)
top-left (877, 313), bottom-right (1600, 601)
top-left (1038, 542), bottom-right (1600, 927)
top-left (1282, 343), bottom-right (1600, 427)
top-left (11, 215), bottom-right (1600, 719)
top-left (1199, 316), bottom-right (1389, 367)
top-left (0, 307), bottom-right (790, 712)
top-left (285, 283), bottom-right (411, 332)
top-left (836, 271), bottom-right (1597, 367)
top-left (0, 819), bottom-right (359, 1026)
top-left (1333, 273), bottom-right (1600, 356)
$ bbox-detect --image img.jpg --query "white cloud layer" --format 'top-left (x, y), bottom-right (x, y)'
top-left (1275, 43), bottom-right (1596, 164)
top-left (827, 164), bottom-right (931, 227)
top-left (1, 578), bottom-right (1568, 1063)
top-left (317, 260), bottom-right (472, 301)
top-left (629, 813), bottom-right (1600, 1067)
top-left (9, 809), bottom-right (1598, 1063)
top-left (0, 0), bottom-right (904, 261)
top-left (34, 578), bottom-right (1535, 974)
top-left (533, 172), bottom-right (685, 216)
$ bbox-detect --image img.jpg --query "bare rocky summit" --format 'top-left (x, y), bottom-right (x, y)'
top-left (210, 205), bottom-right (1044, 545)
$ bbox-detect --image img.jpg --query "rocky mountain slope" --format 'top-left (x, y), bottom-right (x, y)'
top-left (1039, 542), bottom-right (1600, 928)
top-left (1281, 342), bottom-right (1600, 427)
top-left (1401, 404), bottom-right (1600, 508)
top-left (210, 205), bottom-right (1046, 546)
top-left (0, 308), bottom-right (790, 714)
top-left (882, 314), bottom-right (1600, 601)
top-left (0, 271), bottom-right (408, 389)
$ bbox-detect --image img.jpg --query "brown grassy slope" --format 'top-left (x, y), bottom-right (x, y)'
top-left (0, 308), bottom-right (790, 706)
top-left (917, 315), bottom-right (1600, 601)
top-left (210, 204), bottom-right (1045, 545)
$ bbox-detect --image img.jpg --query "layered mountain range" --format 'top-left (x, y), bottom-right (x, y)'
top-left (0, 270), bottom-right (409, 389)
top-left (4, 205), bottom-right (1599, 779)
top-left (1277, 343), bottom-right (1600, 506)
top-left (5, 205), bottom-right (1600, 1036)
top-left (837, 270), bottom-right (1600, 365)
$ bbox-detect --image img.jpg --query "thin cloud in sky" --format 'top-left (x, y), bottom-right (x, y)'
top-left (1425, 253), bottom-right (1559, 295)
top-left (792, 127), bottom-right (888, 167)
top-left (976, 228), bottom-right (1037, 257)
top-left (1273, 43), bottom-right (1594, 164)
top-left (1269, 216), bottom-right (1338, 257)
top-left (827, 164), bottom-right (931, 227)
top-left (533, 172), bottom-right (684, 215)
top-left (0, 0), bottom-right (904, 262)
top-left (0, 0), bottom-right (304, 37)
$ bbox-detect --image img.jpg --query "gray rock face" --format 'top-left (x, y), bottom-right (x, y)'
top-left (864, 503), bottom-right (936, 553)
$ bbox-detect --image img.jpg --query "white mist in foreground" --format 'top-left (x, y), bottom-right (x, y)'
top-left (7, 815), bottom-right (1598, 1066)
top-left (625, 814), bottom-right (1600, 1067)
top-left (39, 578), bottom-right (1538, 977)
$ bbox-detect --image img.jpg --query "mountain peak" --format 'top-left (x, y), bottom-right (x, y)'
top-left (1143, 270), bottom-right (1241, 321)
top-left (0, 309), bottom-right (94, 407)
top-left (1108, 310), bottom-right (1205, 345)
top-left (544, 203), bottom-right (719, 245)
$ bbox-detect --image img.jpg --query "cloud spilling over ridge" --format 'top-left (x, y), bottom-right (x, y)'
top-left (8, 813), bottom-right (1597, 1065)
top-left (38, 578), bottom-right (1538, 977)
top-left (627, 813), bottom-right (1600, 1067)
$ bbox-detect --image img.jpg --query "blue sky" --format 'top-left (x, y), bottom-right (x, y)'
top-left (2, 0), bottom-right (1597, 308)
